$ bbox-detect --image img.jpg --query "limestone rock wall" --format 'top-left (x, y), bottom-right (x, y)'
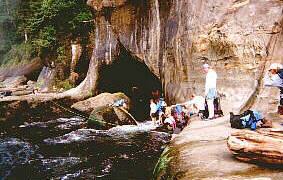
top-left (87, 0), bottom-right (283, 112)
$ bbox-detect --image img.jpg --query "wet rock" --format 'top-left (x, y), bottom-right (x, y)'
top-left (1, 76), bottom-right (27, 88)
top-left (0, 95), bottom-right (77, 127)
top-left (0, 138), bottom-right (35, 179)
top-left (71, 92), bottom-right (130, 114)
top-left (27, 80), bottom-right (36, 87)
top-left (88, 105), bottom-right (137, 129)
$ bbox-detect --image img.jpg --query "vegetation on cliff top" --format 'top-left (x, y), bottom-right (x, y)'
top-left (1, 0), bottom-right (93, 66)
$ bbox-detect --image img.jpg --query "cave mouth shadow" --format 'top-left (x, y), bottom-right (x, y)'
top-left (97, 45), bottom-right (161, 121)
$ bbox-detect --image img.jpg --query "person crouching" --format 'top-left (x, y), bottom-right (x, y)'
top-left (150, 99), bottom-right (158, 125)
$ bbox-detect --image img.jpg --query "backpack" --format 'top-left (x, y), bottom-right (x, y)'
top-left (229, 110), bottom-right (255, 129)
top-left (203, 97), bottom-right (224, 119)
top-left (214, 97), bottom-right (224, 116)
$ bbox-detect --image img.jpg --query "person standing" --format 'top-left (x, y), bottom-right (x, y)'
top-left (263, 63), bottom-right (283, 114)
top-left (203, 64), bottom-right (218, 119)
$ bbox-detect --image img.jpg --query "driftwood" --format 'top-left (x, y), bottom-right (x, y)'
top-left (227, 129), bottom-right (283, 165)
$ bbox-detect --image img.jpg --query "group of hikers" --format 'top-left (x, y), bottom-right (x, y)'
top-left (149, 64), bottom-right (223, 132)
top-left (150, 97), bottom-right (190, 131)
top-left (150, 62), bottom-right (283, 132)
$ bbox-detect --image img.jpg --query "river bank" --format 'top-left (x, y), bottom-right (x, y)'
top-left (154, 113), bottom-right (283, 179)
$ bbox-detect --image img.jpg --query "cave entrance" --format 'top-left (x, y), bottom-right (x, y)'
top-left (97, 45), bottom-right (161, 120)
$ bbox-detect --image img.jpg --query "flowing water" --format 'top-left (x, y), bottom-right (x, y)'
top-left (0, 116), bottom-right (171, 179)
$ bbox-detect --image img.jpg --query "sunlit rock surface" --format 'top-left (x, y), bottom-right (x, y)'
top-left (87, 0), bottom-right (283, 113)
top-left (153, 116), bottom-right (283, 180)
top-left (85, 1), bottom-right (283, 179)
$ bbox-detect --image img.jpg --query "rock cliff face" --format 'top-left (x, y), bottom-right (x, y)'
top-left (84, 0), bottom-right (283, 112)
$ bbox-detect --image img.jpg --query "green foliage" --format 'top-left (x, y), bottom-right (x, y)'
top-left (22, 0), bottom-right (94, 56)
top-left (56, 79), bottom-right (75, 90)
top-left (152, 147), bottom-right (174, 179)
top-left (56, 46), bottom-right (68, 63)
top-left (0, 0), bottom-right (22, 63)
top-left (1, 0), bottom-right (93, 66)
top-left (1, 43), bottom-right (34, 66)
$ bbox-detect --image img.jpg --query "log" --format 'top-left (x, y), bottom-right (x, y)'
top-left (227, 129), bottom-right (283, 165)
top-left (0, 86), bottom-right (30, 93)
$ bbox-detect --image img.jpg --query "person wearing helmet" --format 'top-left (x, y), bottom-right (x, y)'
top-left (264, 63), bottom-right (283, 114)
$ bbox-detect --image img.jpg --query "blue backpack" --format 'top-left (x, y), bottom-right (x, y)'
top-left (230, 110), bottom-right (263, 130)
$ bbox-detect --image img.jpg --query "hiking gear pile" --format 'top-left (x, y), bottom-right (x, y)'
top-left (230, 110), bottom-right (269, 130)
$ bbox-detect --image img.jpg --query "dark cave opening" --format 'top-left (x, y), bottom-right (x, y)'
top-left (97, 45), bottom-right (162, 121)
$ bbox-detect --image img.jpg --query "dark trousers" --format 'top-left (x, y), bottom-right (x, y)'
top-left (280, 88), bottom-right (283, 105)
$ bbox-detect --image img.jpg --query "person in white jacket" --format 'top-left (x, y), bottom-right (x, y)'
top-left (263, 63), bottom-right (283, 114)
top-left (203, 64), bottom-right (218, 119)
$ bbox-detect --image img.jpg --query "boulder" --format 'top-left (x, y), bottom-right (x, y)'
top-left (71, 92), bottom-right (130, 115)
top-left (36, 66), bottom-right (56, 93)
top-left (227, 129), bottom-right (283, 165)
top-left (2, 76), bottom-right (27, 88)
top-left (0, 58), bottom-right (42, 80)
top-left (88, 105), bottom-right (137, 129)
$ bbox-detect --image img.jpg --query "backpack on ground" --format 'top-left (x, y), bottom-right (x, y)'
top-left (229, 110), bottom-right (256, 129)
top-left (214, 97), bottom-right (224, 117)
top-left (203, 97), bottom-right (224, 119)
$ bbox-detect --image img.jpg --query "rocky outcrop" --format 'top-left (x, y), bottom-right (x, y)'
top-left (0, 58), bottom-right (42, 80)
top-left (1, 0), bottom-right (283, 116)
top-left (83, 0), bottom-right (283, 113)
top-left (71, 92), bottom-right (130, 114)
top-left (88, 105), bottom-right (137, 129)
top-left (36, 66), bottom-right (56, 92)
top-left (71, 92), bottom-right (136, 129)
top-left (153, 115), bottom-right (283, 179)
top-left (1, 76), bottom-right (27, 88)
top-left (69, 42), bottom-right (83, 84)
top-left (228, 129), bottom-right (283, 165)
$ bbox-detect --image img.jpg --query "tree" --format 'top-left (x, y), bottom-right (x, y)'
top-left (18, 0), bottom-right (93, 57)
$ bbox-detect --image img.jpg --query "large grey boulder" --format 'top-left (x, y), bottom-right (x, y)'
top-left (71, 92), bottom-right (130, 114)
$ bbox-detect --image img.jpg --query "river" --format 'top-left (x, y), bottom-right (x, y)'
top-left (0, 115), bottom-right (171, 179)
